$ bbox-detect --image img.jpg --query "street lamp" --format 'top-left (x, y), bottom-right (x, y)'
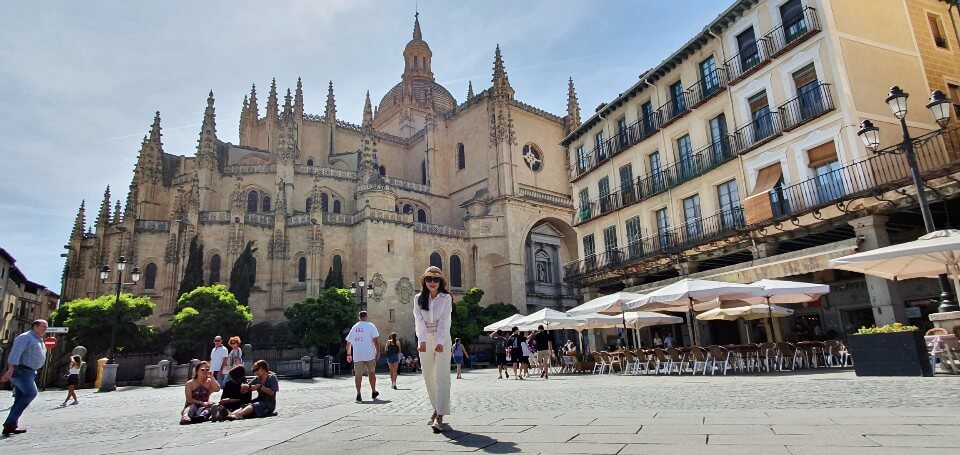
top-left (350, 275), bottom-right (374, 310)
top-left (857, 85), bottom-right (957, 313)
top-left (99, 255), bottom-right (141, 364)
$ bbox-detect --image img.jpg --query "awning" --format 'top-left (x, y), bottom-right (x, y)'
top-left (744, 163), bottom-right (784, 224)
top-left (748, 163), bottom-right (783, 196)
top-left (807, 141), bottom-right (838, 168)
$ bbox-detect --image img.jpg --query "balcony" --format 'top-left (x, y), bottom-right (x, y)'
top-left (685, 67), bottom-right (729, 109)
top-left (733, 111), bottom-right (783, 155)
top-left (779, 83), bottom-right (835, 131)
top-left (764, 7), bottom-right (821, 59)
top-left (724, 40), bottom-right (771, 85)
top-left (571, 116), bottom-right (661, 182)
top-left (657, 94), bottom-right (690, 128)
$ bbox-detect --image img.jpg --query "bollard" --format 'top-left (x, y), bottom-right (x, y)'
top-left (93, 358), bottom-right (108, 389)
top-left (301, 356), bottom-right (312, 378)
top-left (324, 355), bottom-right (334, 378)
top-left (157, 360), bottom-right (170, 387)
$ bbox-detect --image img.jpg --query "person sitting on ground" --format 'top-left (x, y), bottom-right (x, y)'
top-left (181, 361), bottom-right (220, 425)
top-left (226, 360), bottom-right (279, 420)
top-left (213, 365), bottom-right (252, 421)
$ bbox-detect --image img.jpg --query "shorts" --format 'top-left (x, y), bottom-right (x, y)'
top-left (521, 356), bottom-right (530, 366)
top-left (495, 353), bottom-right (507, 366)
top-left (67, 374), bottom-right (80, 386)
top-left (453, 355), bottom-right (463, 365)
top-left (353, 359), bottom-right (376, 376)
top-left (510, 347), bottom-right (522, 362)
top-left (535, 350), bottom-right (551, 363)
top-left (251, 400), bottom-right (276, 418)
top-left (386, 354), bottom-right (400, 364)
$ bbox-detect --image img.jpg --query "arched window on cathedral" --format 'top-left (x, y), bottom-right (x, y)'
top-left (144, 263), bottom-right (157, 290)
top-left (306, 158), bottom-right (314, 167)
top-left (417, 209), bottom-right (427, 223)
top-left (247, 190), bottom-right (259, 213)
top-left (209, 254), bottom-right (221, 284)
top-left (297, 257), bottom-right (307, 283)
top-left (429, 252), bottom-right (442, 270)
top-left (305, 197), bottom-right (313, 213)
top-left (403, 204), bottom-right (413, 215)
top-left (379, 165), bottom-right (386, 177)
top-left (261, 195), bottom-right (271, 213)
top-left (321, 193), bottom-right (329, 213)
top-left (450, 255), bottom-right (462, 287)
top-left (332, 255), bottom-right (343, 286)
top-left (333, 200), bottom-right (341, 213)
top-left (457, 143), bottom-right (465, 170)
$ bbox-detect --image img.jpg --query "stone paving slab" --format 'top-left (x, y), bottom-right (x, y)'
top-left (619, 444), bottom-right (790, 455)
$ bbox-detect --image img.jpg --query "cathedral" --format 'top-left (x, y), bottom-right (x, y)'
top-left (61, 16), bottom-right (580, 341)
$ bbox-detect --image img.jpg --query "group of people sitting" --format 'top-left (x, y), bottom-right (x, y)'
top-left (180, 359), bottom-right (279, 424)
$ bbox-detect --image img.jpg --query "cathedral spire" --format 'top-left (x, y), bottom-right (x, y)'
top-left (294, 77), bottom-right (304, 120)
top-left (196, 90), bottom-right (218, 168)
top-left (566, 77), bottom-right (581, 132)
top-left (71, 200), bottom-right (86, 240)
top-left (492, 44), bottom-right (514, 100)
top-left (362, 91), bottom-right (373, 128)
top-left (467, 81), bottom-right (474, 100)
top-left (282, 88), bottom-right (294, 119)
top-left (149, 111), bottom-right (163, 149)
top-left (402, 13), bottom-right (433, 81)
top-left (113, 200), bottom-right (122, 224)
top-left (325, 81), bottom-right (337, 123)
top-left (240, 95), bottom-right (249, 125)
top-left (413, 12), bottom-right (422, 40)
top-left (247, 84), bottom-right (259, 122)
top-left (96, 186), bottom-right (111, 227)
top-left (266, 78), bottom-right (279, 122)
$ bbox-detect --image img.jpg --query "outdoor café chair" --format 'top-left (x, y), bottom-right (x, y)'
top-left (706, 345), bottom-right (734, 375)
top-left (591, 352), bottom-right (608, 374)
top-left (759, 342), bottom-right (778, 371)
top-left (560, 355), bottom-right (577, 374)
top-left (776, 342), bottom-right (804, 370)
top-left (621, 350), bottom-right (639, 375)
top-left (688, 346), bottom-right (710, 375)
top-left (665, 347), bottom-right (686, 375)
top-left (822, 340), bottom-right (843, 367)
top-left (599, 351), bottom-right (619, 374)
top-left (739, 344), bottom-right (762, 372)
top-left (633, 349), bottom-right (653, 375)
top-left (652, 348), bottom-right (671, 375)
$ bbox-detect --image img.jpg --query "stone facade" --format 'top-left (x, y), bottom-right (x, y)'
top-left (0, 247), bottom-right (59, 361)
top-left (61, 16), bottom-right (579, 343)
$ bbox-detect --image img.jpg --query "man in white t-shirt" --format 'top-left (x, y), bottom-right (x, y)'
top-left (345, 311), bottom-right (380, 403)
top-left (209, 336), bottom-right (228, 386)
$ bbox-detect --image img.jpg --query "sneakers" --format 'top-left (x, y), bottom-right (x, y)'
top-left (372, 390), bottom-right (380, 401)
top-left (2, 423), bottom-right (25, 436)
top-left (391, 384), bottom-right (397, 390)
top-left (355, 393), bottom-right (362, 403)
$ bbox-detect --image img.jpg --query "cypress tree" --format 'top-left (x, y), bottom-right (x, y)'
top-left (229, 241), bottom-right (257, 306)
top-left (323, 266), bottom-right (335, 289)
top-left (177, 235), bottom-right (204, 302)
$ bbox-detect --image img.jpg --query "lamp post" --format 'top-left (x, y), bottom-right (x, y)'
top-left (857, 86), bottom-right (957, 313)
top-left (99, 256), bottom-right (141, 364)
top-left (350, 275), bottom-right (373, 311)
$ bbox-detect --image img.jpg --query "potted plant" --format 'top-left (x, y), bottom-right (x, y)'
top-left (847, 323), bottom-right (932, 377)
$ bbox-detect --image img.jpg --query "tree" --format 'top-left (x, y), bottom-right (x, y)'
top-left (51, 293), bottom-right (156, 357)
top-left (284, 288), bottom-right (358, 355)
top-left (171, 285), bottom-right (252, 359)
top-left (177, 235), bottom-right (204, 301)
top-left (323, 265), bottom-right (344, 289)
top-left (229, 241), bottom-right (257, 306)
top-left (481, 302), bottom-right (521, 326)
top-left (451, 288), bottom-right (486, 344)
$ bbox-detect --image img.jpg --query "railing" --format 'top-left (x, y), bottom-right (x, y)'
top-left (657, 94), bottom-right (689, 126)
top-left (244, 213), bottom-right (275, 227)
top-left (724, 38), bottom-right (771, 83)
top-left (134, 220), bottom-right (170, 233)
top-left (764, 7), bottom-right (821, 58)
top-left (293, 165), bottom-right (358, 180)
top-left (171, 173), bottom-right (192, 185)
top-left (224, 164), bottom-right (277, 175)
top-left (779, 83), bottom-right (834, 131)
top-left (322, 212), bottom-right (354, 226)
top-left (733, 111), bottom-right (783, 154)
top-left (413, 222), bottom-right (467, 238)
top-left (199, 211), bottom-right (231, 224)
top-left (674, 207), bottom-right (745, 249)
top-left (382, 176), bottom-right (431, 194)
top-left (286, 213), bottom-right (313, 227)
top-left (518, 186), bottom-right (574, 208)
top-left (685, 67), bottom-right (729, 109)
top-left (570, 116), bottom-right (661, 181)
top-left (360, 207), bottom-right (414, 225)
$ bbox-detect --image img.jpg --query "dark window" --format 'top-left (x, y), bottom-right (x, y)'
top-left (700, 56), bottom-right (719, 95)
top-left (333, 200), bottom-right (341, 213)
top-left (457, 143), bottom-right (465, 170)
top-left (305, 197), bottom-right (313, 213)
top-left (737, 27), bottom-right (760, 70)
top-left (749, 91), bottom-right (773, 140)
top-left (649, 151), bottom-right (664, 192)
top-left (641, 102), bottom-right (655, 134)
top-left (709, 114), bottom-right (730, 162)
top-left (717, 179), bottom-right (742, 228)
top-left (682, 194), bottom-right (702, 238)
top-left (209, 254), bottom-right (221, 283)
top-left (297, 257), bottom-right (307, 283)
top-left (595, 131), bottom-right (606, 161)
top-left (625, 216), bottom-right (642, 259)
top-left (929, 13), bottom-right (949, 49)
top-left (247, 191), bottom-right (258, 213)
top-left (616, 117), bottom-right (628, 149)
top-left (781, 0), bottom-right (807, 43)
top-left (670, 81), bottom-right (686, 116)
top-left (321, 193), bottom-right (329, 213)
top-left (430, 252), bottom-right (442, 269)
top-left (578, 188), bottom-right (591, 222)
top-left (450, 255), bottom-right (462, 287)
top-left (598, 177), bottom-right (611, 213)
top-left (403, 204), bottom-right (413, 214)
top-left (793, 64), bottom-right (822, 120)
top-left (379, 165), bottom-right (386, 176)
top-left (144, 263), bottom-right (157, 290)
top-left (332, 255), bottom-right (342, 281)
top-left (576, 146), bottom-right (587, 173)
top-left (656, 208), bottom-right (671, 246)
top-left (417, 209), bottom-right (427, 222)
top-left (306, 158), bottom-right (314, 166)
top-left (261, 195), bottom-right (271, 213)
top-left (677, 135), bottom-right (694, 178)
top-left (619, 164), bottom-right (635, 205)
top-left (583, 234), bottom-right (596, 270)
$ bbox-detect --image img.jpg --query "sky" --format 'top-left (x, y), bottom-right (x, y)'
top-left (0, 0), bottom-right (730, 293)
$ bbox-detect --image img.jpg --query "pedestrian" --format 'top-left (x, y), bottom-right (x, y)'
top-left (533, 325), bottom-right (553, 379)
top-left (491, 331), bottom-right (509, 379)
top-left (653, 333), bottom-right (663, 348)
top-left (508, 327), bottom-right (524, 380)
top-left (519, 332), bottom-right (532, 378)
top-left (346, 310), bottom-right (381, 403)
top-left (452, 338), bottom-right (469, 379)
top-left (664, 334), bottom-right (675, 348)
top-left (413, 266), bottom-right (453, 433)
top-left (384, 332), bottom-right (402, 390)
top-left (1, 319), bottom-right (48, 436)
top-left (210, 335), bottom-right (228, 387)
top-left (226, 336), bottom-right (243, 372)
top-left (213, 365), bottom-right (251, 421)
top-left (61, 355), bottom-right (82, 407)
top-left (180, 361), bottom-right (220, 424)
top-left (226, 360), bottom-right (279, 420)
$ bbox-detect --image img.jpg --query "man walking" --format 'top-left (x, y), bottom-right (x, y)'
top-left (491, 330), bottom-right (509, 379)
top-left (346, 311), bottom-right (380, 403)
top-left (210, 335), bottom-right (228, 387)
top-left (533, 325), bottom-right (553, 379)
top-left (1, 319), bottom-right (48, 436)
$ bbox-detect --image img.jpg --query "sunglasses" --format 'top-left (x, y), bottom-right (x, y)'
top-left (424, 277), bottom-right (442, 284)
top-left (199, 368), bottom-right (210, 371)
top-left (214, 340), bottom-right (222, 342)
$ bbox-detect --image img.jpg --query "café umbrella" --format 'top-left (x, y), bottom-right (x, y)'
top-left (483, 313), bottom-right (525, 333)
top-left (566, 291), bottom-right (647, 350)
top-left (696, 303), bottom-right (794, 343)
top-left (829, 229), bottom-right (960, 293)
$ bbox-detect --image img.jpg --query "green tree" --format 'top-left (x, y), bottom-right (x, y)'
top-left (481, 302), bottom-right (521, 327)
top-left (229, 241), bottom-right (257, 306)
top-left (322, 265), bottom-right (344, 289)
top-left (451, 287), bottom-right (487, 344)
top-left (171, 285), bottom-right (252, 359)
top-left (177, 235), bottom-right (204, 301)
top-left (284, 288), bottom-right (358, 354)
top-left (51, 293), bottom-right (156, 356)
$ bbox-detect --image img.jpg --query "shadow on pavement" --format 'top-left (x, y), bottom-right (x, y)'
top-left (449, 430), bottom-right (520, 453)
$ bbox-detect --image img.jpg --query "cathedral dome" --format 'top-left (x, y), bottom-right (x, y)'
top-left (377, 79), bottom-right (457, 119)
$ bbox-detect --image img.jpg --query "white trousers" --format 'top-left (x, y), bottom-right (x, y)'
top-left (420, 333), bottom-right (451, 415)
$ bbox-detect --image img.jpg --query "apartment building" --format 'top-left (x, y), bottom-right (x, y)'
top-left (0, 247), bottom-right (60, 366)
top-left (562, 0), bottom-right (960, 346)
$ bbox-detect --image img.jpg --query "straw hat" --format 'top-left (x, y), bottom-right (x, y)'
top-left (420, 266), bottom-right (446, 286)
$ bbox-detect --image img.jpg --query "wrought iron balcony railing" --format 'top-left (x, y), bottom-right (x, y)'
top-left (733, 111), bottom-right (783, 154)
top-left (657, 93), bottom-right (689, 127)
top-left (764, 7), bottom-right (821, 58)
top-left (724, 39), bottom-right (771, 84)
top-left (686, 67), bottom-right (729, 109)
top-left (779, 83), bottom-right (835, 131)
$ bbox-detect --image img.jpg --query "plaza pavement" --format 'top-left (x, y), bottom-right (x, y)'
top-left (1, 368), bottom-right (959, 454)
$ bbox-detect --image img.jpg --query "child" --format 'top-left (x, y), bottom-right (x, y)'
top-left (61, 355), bottom-right (81, 407)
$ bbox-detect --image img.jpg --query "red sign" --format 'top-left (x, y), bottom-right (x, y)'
top-left (44, 337), bottom-right (58, 350)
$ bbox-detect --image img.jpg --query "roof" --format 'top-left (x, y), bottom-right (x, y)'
top-left (0, 247), bottom-right (14, 265)
top-left (560, 0), bottom-right (760, 146)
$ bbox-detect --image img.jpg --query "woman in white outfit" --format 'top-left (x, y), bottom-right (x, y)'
top-left (413, 266), bottom-right (453, 433)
